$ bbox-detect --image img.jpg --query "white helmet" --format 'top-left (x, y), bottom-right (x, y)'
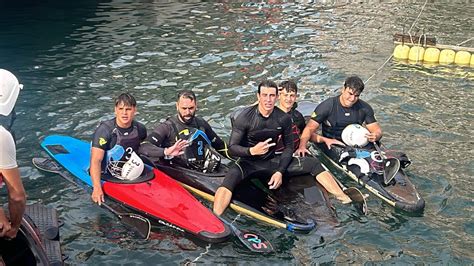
top-left (0, 69), bottom-right (23, 116)
top-left (107, 151), bottom-right (144, 180)
top-left (341, 124), bottom-right (369, 147)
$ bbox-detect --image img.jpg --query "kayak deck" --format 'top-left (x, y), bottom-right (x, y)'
top-left (312, 144), bottom-right (425, 213)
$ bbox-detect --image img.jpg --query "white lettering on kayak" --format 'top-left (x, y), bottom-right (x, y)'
top-left (158, 220), bottom-right (185, 232)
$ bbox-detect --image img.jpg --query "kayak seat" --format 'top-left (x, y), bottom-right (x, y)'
top-left (101, 167), bottom-right (154, 184)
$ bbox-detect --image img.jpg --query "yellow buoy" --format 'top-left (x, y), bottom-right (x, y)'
top-left (423, 47), bottom-right (440, 63)
top-left (439, 49), bottom-right (456, 64)
top-left (393, 44), bottom-right (410, 60)
top-left (471, 54), bottom-right (474, 66)
top-left (408, 46), bottom-right (425, 62)
top-left (454, 51), bottom-right (471, 65)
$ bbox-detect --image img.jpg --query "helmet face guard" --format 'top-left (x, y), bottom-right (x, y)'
top-left (107, 151), bottom-right (144, 180)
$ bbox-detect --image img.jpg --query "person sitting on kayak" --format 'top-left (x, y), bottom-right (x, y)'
top-left (90, 93), bottom-right (147, 206)
top-left (0, 69), bottom-right (26, 240)
top-left (295, 75), bottom-right (382, 163)
top-left (213, 81), bottom-right (351, 216)
top-left (139, 89), bottom-right (228, 173)
top-left (275, 80), bottom-right (353, 202)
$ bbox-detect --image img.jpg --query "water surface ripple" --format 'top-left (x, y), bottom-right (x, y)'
top-left (0, 1), bottom-right (472, 264)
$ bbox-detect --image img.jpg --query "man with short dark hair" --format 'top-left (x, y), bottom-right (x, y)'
top-left (138, 90), bottom-right (227, 172)
top-left (90, 93), bottom-right (147, 205)
top-left (213, 80), bottom-right (351, 216)
top-left (296, 75), bottom-right (382, 158)
top-left (0, 69), bottom-right (26, 240)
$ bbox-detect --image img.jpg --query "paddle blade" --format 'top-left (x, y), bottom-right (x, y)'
top-left (383, 158), bottom-right (400, 185)
top-left (120, 213), bottom-right (151, 240)
top-left (344, 187), bottom-right (368, 215)
top-left (220, 218), bottom-right (273, 253)
top-left (231, 225), bottom-right (274, 253)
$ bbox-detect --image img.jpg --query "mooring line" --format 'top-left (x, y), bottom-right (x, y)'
top-left (364, 54), bottom-right (393, 85)
top-left (408, 0), bottom-right (428, 35)
top-left (457, 37), bottom-right (473, 46)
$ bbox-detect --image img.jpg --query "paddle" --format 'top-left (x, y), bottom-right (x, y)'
top-left (308, 149), bottom-right (368, 215)
top-left (219, 217), bottom-right (273, 253)
top-left (32, 157), bottom-right (151, 240)
top-left (373, 142), bottom-right (400, 185)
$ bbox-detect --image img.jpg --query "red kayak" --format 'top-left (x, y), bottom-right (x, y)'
top-left (40, 135), bottom-right (230, 243)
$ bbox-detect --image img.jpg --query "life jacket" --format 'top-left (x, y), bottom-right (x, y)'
top-left (167, 116), bottom-right (221, 173)
top-left (322, 97), bottom-right (364, 141)
top-left (100, 119), bottom-right (142, 171)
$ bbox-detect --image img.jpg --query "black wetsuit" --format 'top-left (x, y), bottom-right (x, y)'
top-left (91, 118), bottom-right (147, 171)
top-left (312, 95), bottom-right (378, 163)
top-left (221, 105), bottom-right (325, 191)
top-left (275, 107), bottom-right (305, 153)
top-left (139, 115), bottom-right (226, 162)
top-left (311, 95), bottom-right (377, 141)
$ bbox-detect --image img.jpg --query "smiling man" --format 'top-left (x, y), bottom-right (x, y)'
top-left (296, 75), bottom-right (382, 157)
top-left (90, 93), bottom-right (147, 205)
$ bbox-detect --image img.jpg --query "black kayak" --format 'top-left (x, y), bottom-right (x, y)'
top-left (297, 101), bottom-right (425, 213)
top-left (155, 160), bottom-right (339, 233)
top-left (0, 203), bottom-right (64, 266)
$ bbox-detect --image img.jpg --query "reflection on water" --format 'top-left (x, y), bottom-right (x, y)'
top-left (1, 0), bottom-right (473, 264)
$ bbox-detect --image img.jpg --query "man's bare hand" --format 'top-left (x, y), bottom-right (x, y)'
top-left (268, 171), bottom-right (283, 190)
top-left (165, 139), bottom-right (189, 157)
top-left (91, 186), bottom-right (105, 206)
top-left (250, 138), bottom-right (276, 155)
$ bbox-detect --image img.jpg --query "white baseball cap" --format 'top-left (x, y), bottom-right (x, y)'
top-left (0, 69), bottom-right (23, 116)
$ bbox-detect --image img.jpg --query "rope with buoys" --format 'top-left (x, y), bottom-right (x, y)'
top-left (392, 0), bottom-right (472, 67)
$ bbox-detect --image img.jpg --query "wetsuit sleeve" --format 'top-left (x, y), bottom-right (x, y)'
top-left (228, 114), bottom-right (251, 157)
top-left (137, 122), bottom-right (148, 141)
top-left (91, 123), bottom-right (112, 151)
top-left (311, 98), bottom-right (331, 125)
top-left (362, 101), bottom-right (377, 124)
top-left (139, 123), bottom-right (171, 158)
top-left (277, 114), bottom-right (294, 174)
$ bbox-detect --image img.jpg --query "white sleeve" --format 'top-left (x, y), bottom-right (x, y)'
top-left (0, 127), bottom-right (17, 169)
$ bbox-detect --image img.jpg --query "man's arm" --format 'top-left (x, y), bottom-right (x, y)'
top-left (1, 167), bottom-right (26, 238)
top-left (296, 119), bottom-right (318, 156)
top-left (90, 147), bottom-right (105, 205)
top-left (363, 103), bottom-right (382, 143)
top-left (366, 122), bottom-right (382, 142)
top-left (139, 123), bottom-right (187, 158)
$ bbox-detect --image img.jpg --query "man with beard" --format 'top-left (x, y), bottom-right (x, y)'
top-left (139, 90), bottom-right (227, 172)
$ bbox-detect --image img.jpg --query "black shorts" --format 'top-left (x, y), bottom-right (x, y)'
top-left (220, 155), bottom-right (325, 191)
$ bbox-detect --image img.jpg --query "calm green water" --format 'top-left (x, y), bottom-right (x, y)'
top-left (1, 1), bottom-right (473, 264)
